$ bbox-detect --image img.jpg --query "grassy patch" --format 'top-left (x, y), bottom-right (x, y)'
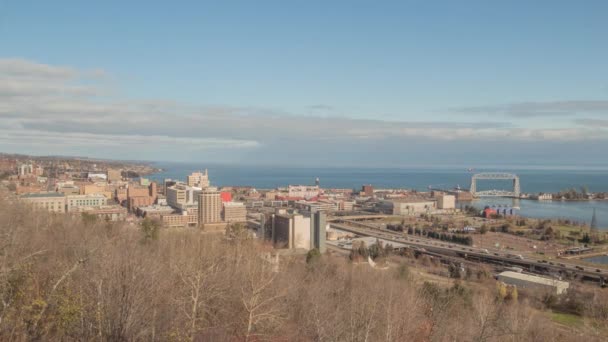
top-left (550, 312), bottom-right (584, 328)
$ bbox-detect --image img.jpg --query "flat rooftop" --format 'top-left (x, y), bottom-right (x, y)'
top-left (138, 205), bottom-right (174, 212)
top-left (499, 271), bottom-right (569, 287)
top-left (66, 194), bottom-right (107, 198)
top-left (224, 202), bottom-right (245, 207)
top-left (20, 192), bottom-right (65, 198)
top-left (388, 198), bottom-right (436, 203)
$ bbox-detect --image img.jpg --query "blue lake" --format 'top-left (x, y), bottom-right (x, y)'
top-left (148, 162), bottom-right (608, 229)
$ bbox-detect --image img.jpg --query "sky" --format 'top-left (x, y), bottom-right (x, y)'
top-left (1, 0), bottom-right (608, 168)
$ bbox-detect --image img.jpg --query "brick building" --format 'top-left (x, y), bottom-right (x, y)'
top-left (127, 182), bottom-right (158, 211)
top-left (161, 213), bottom-right (198, 227)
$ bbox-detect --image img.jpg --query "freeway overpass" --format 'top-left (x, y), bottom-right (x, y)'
top-left (328, 214), bottom-right (392, 222)
top-left (330, 222), bottom-right (606, 286)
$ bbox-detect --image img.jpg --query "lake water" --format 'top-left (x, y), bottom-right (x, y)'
top-left (148, 162), bottom-right (607, 229)
top-left (469, 198), bottom-right (608, 229)
top-left (583, 255), bottom-right (608, 265)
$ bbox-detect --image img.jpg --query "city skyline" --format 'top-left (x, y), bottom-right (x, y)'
top-left (1, 1), bottom-right (608, 167)
top-left (2, 3), bottom-right (608, 339)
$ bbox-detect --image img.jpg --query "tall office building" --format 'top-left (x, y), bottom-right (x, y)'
top-left (198, 187), bottom-right (222, 225)
top-left (163, 179), bottom-right (177, 195)
top-left (310, 210), bottom-right (327, 253)
top-left (362, 184), bottom-right (374, 197)
top-left (187, 170), bottom-right (210, 188)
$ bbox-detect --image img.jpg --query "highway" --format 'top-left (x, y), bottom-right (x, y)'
top-left (330, 222), bottom-right (607, 285)
top-left (327, 214), bottom-right (393, 222)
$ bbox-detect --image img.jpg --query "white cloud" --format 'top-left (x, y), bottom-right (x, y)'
top-left (1, 58), bottom-right (607, 164)
top-left (575, 118), bottom-right (608, 127)
top-left (454, 101), bottom-right (608, 117)
top-left (0, 58), bottom-right (105, 80)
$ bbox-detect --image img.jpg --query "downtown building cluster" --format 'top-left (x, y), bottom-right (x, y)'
top-left (3, 155), bottom-right (466, 258)
top-left (0, 157), bottom-right (249, 228)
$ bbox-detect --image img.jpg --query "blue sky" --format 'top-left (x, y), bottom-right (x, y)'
top-left (1, 1), bottom-right (608, 167)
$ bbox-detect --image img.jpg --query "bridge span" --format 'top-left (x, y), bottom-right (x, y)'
top-left (470, 172), bottom-right (521, 198)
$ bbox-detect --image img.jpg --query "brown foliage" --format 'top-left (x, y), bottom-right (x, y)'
top-left (0, 195), bottom-right (602, 341)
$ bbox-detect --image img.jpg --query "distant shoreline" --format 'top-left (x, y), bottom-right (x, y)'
top-left (525, 198), bottom-right (608, 202)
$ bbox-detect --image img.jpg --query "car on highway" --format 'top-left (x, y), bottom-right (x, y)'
top-left (506, 254), bottom-right (524, 260)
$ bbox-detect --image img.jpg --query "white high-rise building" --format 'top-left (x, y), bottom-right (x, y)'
top-left (166, 183), bottom-right (201, 210)
top-left (187, 170), bottom-right (210, 188)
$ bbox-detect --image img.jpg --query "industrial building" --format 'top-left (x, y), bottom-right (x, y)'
top-left (497, 271), bottom-right (569, 295)
top-left (271, 209), bottom-right (327, 252)
top-left (310, 210), bottom-right (327, 253)
top-left (380, 199), bottom-right (436, 215)
top-left (436, 194), bottom-right (456, 209)
top-left (272, 211), bottom-right (311, 249)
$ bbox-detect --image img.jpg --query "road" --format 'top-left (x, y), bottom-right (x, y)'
top-left (46, 177), bottom-right (56, 192)
top-left (330, 222), bottom-right (607, 284)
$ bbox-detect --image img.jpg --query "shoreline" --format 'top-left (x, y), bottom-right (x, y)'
top-left (522, 198), bottom-right (608, 203)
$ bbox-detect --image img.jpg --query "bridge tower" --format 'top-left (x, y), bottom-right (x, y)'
top-left (470, 175), bottom-right (477, 194)
top-left (513, 176), bottom-right (520, 197)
